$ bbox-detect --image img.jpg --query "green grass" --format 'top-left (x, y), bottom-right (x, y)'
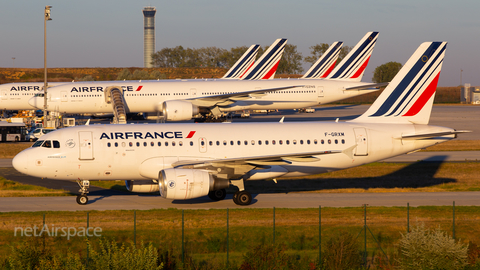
top-left (1, 206), bottom-right (479, 268)
top-left (0, 177), bottom-right (70, 197)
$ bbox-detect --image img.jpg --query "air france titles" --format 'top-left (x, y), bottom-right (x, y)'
top-left (70, 86), bottom-right (142, 93)
top-left (11, 86), bottom-right (41, 91)
top-left (100, 131), bottom-right (196, 140)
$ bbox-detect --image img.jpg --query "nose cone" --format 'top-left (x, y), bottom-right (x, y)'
top-left (12, 150), bottom-right (29, 174)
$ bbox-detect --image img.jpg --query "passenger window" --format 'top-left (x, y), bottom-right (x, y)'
top-left (293, 140), bottom-right (297, 145)
top-left (209, 141), bottom-right (213, 146)
top-left (115, 142), bottom-right (118, 147)
top-left (244, 140), bottom-right (248, 145)
top-left (107, 142), bottom-right (111, 147)
top-left (342, 139), bottom-right (345, 144)
top-left (328, 139), bottom-right (331, 144)
top-left (201, 141), bottom-right (205, 146)
top-left (216, 141), bottom-right (220, 146)
top-left (272, 140), bottom-right (276, 145)
top-left (143, 142), bottom-right (147, 147)
top-left (279, 140), bottom-right (283, 145)
top-left (300, 140), bottom-right (304, 145)
top-left (190, 141), bottom-right (194, 146)
top-left (122, 142), bottom-right (126, 147)
top-left (335, 139), bottom-right (338, 144)
top-left (314, 139), bottom-right (317, 145)
top-left (223, 140), bottom-right (227, 146)
top-left (258, 140), bottom-right (262, 145)
top-left (251, 140), bottom-right (255, 145)
top-left (172, 141), bottom-right (176, 146)
top-left (165, 142), bottom-right (169, 146)
top-left (230, 141), bottom-right (234, 146)
top-left (286, 140), bottom-right (290, 145)
top-left (237, 140), bottom-right (241, 145)
top-left (158, 142), bottom-right (161, 147)
top-left (151, 142), bottom-right (154, 147)
top-left (321, 140), bottom-right (324, 144)
top-left (179, 141), bottom-right (183, 146)
top-left (136, 142), bottom-right (140, 147)
top-left (307, 140), bottom-right (310, 145)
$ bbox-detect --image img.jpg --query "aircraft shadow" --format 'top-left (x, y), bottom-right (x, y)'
top-left (241, 156), bottom-right (455, 194)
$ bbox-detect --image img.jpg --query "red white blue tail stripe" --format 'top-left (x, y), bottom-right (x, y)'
top-left (242, 38), bottom-right (287, 80)
top-left (222, 44), bottom-right (260, 79)
top-left (351, 42), bottom-right (447, 125)
top-left (302, 41), bottom-right (343, 79)
top-left (327, 32), bottom-right (378, 82)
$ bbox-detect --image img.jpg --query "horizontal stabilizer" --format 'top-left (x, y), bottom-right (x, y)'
top-left (344, 82), bottom-right (389, 91)
top-left (397, 130), bottom-right (471, 140)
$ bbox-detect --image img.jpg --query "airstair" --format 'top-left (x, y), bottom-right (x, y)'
top-left (104, 86), bottom-right (127, 124)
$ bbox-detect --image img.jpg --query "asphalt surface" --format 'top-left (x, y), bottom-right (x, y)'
top-left (1, 105), bottom-right (478, 212)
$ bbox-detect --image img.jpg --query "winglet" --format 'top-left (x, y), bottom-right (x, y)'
top-left (302, 41), bottom-right (343, 79)
top-left (222, 44), bottom-right (260, 79)
top-left (242, 38), bottom-right (288, 80)
top-left (326, 32), bottom-right (379, 82)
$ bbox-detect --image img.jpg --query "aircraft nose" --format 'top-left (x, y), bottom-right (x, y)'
top-left (12, 150), bottom-right (29, 174)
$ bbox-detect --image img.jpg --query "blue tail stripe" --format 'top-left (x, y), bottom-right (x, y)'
top-left (369, 42), bottom-right (443, 117)
top-left (224, 45), bottom-right (260, 78)
top-left (329, 32), bottom-right (378, 78)
top-left (304, 42), bottom-right (343, 78)
top-left (243, 39), bottom-right (287, 80)
top-left (338, 40), bottom-right (375, 78)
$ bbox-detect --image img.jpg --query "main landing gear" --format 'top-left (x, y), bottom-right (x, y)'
top-left (76, 180), bottom-right (90, 205)
top-left (230, 179), bottom-right (252, 206)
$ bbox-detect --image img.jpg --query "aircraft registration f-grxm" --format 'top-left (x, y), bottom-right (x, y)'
top-left (14, 42), bottom-right (467, 206)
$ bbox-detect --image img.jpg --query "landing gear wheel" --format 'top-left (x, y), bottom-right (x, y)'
top-left (76, 195), bottom-right (88, 205)
top-left (208, 189), bottom-right (227, 201)
top-left (233, 190), bottom-right (252, 205)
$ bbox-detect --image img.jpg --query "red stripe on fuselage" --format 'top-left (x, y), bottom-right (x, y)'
top-left (350, 56), bottom-right (371, 79)
top-left (186, 131), bottom-right (196, 138)
top-left (403, 72), bottom-right (440, 117)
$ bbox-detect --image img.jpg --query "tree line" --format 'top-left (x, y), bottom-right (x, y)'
top-left (151, 44), bottom-right (402, 83)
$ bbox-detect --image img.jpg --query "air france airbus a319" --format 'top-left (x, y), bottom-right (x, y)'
top-left (13, 41), bottom-right (469, 206)
top-left (28, 32), bottom-right (383, 122)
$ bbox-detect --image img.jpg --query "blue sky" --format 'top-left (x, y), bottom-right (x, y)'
top-left (1, 0), bottom-right (479, 86)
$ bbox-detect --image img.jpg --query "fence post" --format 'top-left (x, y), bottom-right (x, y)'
top-left (453, 201), bottom-right (455, 240)
top-left (182, 210), bottom-right (185, 264)
top-left (134, 210), bottom-right (136, 247)
top-left (87, 212), bottom-right (89, 268)
top-left (273, 207), bottom-right (276, 244)
top-left (43, 213), bottom-right (45, 250)
top-left (407, 202), bottom-right (409, 233)
top-left (319, 205), bottom-right (322, 266)
top-left (227, 208), bottom-right (229, 268)
top-left (364, 204), bottom-right (367, 266)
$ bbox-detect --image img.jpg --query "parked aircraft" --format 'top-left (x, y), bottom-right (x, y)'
top-left (13, 41), bottom-right (467, 206)
top-left (28, 33), bottom-right (381, 121)
top-left (0, 82), bottom-right (68, 111)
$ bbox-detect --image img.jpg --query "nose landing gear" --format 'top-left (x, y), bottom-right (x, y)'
top-left (76, 180), bottom-right (90, 205)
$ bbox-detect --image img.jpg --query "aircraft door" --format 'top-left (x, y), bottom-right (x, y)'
top-left (61, 91), bottom-right (68, 102)
top-left (317, 86), bottom-right (324, 97)
top-left (190, 88), bottom-right (197, 98)
top-left (198, 137), bottom-right (207, 153)
top-left (353, 128), bottom-right (368, 156)
top-left (1, 91), bottom-right (7, 100)
top-left (79, 131), bottom-right (94, 160)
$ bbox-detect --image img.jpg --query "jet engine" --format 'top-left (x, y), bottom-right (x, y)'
top-left (162, 100), bottom-right (199, 121)
top-left (125, 180), bottom-right (159, 193)
top-left (159, 168), bottom-right (228, 200)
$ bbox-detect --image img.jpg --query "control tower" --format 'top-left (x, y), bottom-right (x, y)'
top-left (143, 7), bottom-right (156, 68)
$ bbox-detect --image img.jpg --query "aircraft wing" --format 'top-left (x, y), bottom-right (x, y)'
top-left (172, 146), bottom-right (355, 168)
top-left (187, 85), bottom-right (304, 107)
top-left (344, 82), bottom-right (388, 91)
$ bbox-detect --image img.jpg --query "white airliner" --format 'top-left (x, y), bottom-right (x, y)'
top-left (0, 82), bottom-right (69, 110)
top-left (13, 41), bottom-right (468, 206)
top-left (28, 33), bottom-right (381, 121)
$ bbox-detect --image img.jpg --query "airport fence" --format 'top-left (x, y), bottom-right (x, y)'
top-left (2, 202), bottom-right (480, 269)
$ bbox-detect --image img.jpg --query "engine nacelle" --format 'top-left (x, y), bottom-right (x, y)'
top-left (125, 180), bottom-right (159, 193)
top-left (159, 169), bottom-right (228, 200)
top-left (162, 100), bottom-right (199, 121)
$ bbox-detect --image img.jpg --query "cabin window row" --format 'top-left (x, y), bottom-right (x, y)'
top-left (106, 138), bottom-right (346, 148)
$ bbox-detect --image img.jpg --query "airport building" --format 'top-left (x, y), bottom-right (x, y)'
top-left (461, 84), bottom-right (480, 104)
top-left (143, 6), bottom-right (156, 68)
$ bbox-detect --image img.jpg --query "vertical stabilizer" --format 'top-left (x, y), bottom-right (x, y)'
top-left (350, 42), bottom-right (447, 125)
top-left (302, 41), bottom-right (343, 79)
top-left (222, 44), bottom-right (260, 79)
top-left (241, 38), bottom-right (287, 80)
top-left (326, 32), bottom-right (379, 82)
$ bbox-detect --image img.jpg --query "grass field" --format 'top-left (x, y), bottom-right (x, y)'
top-left (1, 206), bottom-right (479, 268)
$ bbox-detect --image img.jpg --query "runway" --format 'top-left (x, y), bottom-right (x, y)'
top-left (1, 191), bottom-right (478, 212)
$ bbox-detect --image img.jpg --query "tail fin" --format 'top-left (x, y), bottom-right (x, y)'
top-left (326, 32), bottom-right (379, 82)
top-left (241, 38), bottom-right (287, 80)
top-left (222, 44), bottom-right (260, 79)
top-left (301, 41), bottom-right (343, 79)
top-left (350, 42), bottom-right (447, 125)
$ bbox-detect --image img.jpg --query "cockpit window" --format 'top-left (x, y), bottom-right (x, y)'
top-left (32, 140), bottom-right (44, 147)
top-left (42, 140), bottom-right (52, 148)
top-left (53, 140), bottom-right (60, 148)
